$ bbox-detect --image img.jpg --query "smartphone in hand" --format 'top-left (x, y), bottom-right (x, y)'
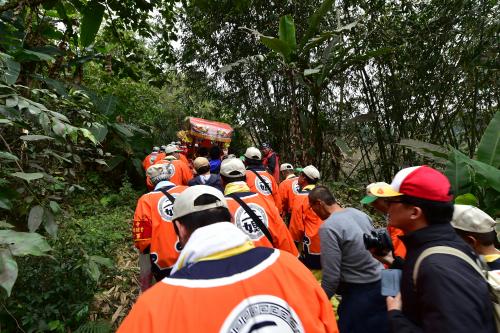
top-left (381, 269), bottom-right (402, 297)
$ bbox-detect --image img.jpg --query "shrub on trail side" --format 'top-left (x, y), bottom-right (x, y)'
top-left (0, 180), bottom-right (141, 332)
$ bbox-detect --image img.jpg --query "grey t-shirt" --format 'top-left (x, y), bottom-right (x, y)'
top-left (319, 207), bottom-right (383, 298)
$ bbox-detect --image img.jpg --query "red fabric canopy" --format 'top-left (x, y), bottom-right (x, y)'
top-left (187, 117), bottom-right (233, 143)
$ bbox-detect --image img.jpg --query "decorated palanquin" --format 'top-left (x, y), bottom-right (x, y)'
top-left (177, 117), bottom-right (234, 157)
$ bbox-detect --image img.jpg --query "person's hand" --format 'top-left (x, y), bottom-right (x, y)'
top-left (386, 292), bottom-right (402, 311)
top-left (369, 248), bottom-right (395, 266)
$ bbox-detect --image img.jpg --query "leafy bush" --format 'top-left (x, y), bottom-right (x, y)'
top-left (0, 14), bottom-right (152, 296)
top-left (399, 111), bottom-right (500, 217)
top-left (0, 180), bottom-right (138, 332)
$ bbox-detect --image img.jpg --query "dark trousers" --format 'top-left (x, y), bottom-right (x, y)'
top-left (337, 280), bottom-right (390, 333)
top-left (299, 253), bottom-right (321, 270)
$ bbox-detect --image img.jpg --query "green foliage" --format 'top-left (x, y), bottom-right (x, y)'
top-left (0, 0), bottom-right (498, 328)
top-left (455, 193), bottom-right (479, 206)
top-left (301, 0), bottom-right (335, 45)
top-left (99, 194), bottom-right (120, 207)
top-left (0, 229), bottom-right (50, 296)
top-left (80, 1), bottom-right (106, 48)
top-left (279, 15), bottom-right (297, 51)
top-left (83, 61), bottom-right (230, 148)
top-left (27, 205), bottom-right (44, 232)
top-left (0, 78), bottom-right (130, 294)
top-left (450, 149), bottom-right (500, 193)
top-left (476, 111), bottom-right (500, 168)
top-left (0, 193), bottom-right (133, 331)
top-left (99, 180), bottom-right (136, 208)
top-left (10, 172), bottom-right (45, 182)
top-left (0, 3), bottom-right (153, 299)
top-left (398, 139), bottom-right (449, 163)
top-left (0, 231), bottom-right (51, 257)
top-left (257, 15), bottom-right (297, 63)
top-left (400, 111), bottom-right (500, 217)
top-left (0, 249), bottom-right (17, 297)
top-left (0, 53), bottom-right (20, 85)
top-left (74, 320), bottom-right (112, 333)
top-left (181, 0), bottom-right (498, 180)
top-left (445, 149), bottom-right (473, 196)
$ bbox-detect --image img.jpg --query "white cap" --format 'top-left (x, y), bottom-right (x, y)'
top-left (451, 205), bottom-right (496, 233)
top-left (146, 164), bottom-right (174, 184)
top-left (302, 165), bottom-right (320, 180)
top-left (220, 158), bottom-right (246, 178)
top-left (280, 163), bottom-right (294, 171)
top-left (244, 147), bottom-right (262, 160)
top-left (164, 145), bottom-right (178, 154)
top-left (171, 185), bottom-right (228, 221)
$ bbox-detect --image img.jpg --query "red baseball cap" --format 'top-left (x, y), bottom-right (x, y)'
top-left (369, 166), bottom-right (452, 202)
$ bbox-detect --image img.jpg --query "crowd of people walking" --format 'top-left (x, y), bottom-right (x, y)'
top-left (119, 143), bottom-right (499, 333)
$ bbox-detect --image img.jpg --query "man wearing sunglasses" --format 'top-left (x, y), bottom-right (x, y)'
top-left (369, 166), bottom-right (495, 333)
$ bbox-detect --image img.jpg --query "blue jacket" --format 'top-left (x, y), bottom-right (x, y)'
top-left (209, 159), bottom-right (221, 174)
top-left (188, 174), bottom-right (223, 192)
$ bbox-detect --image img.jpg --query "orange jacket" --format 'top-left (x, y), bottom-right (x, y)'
top-left (388, 226), bottom-right (406, 258)
top-left (289, 185), bottom-right (324, 256)
top-left (133, 184), bottom-right (187, 271)
top-left (226, 192), bottom-right (298, 256)
top-left (178, 153), bottom-right (195, 175)
top-left (156, 152), bottom-right (166, 161)
top-left (117, 249), bottom-right (339, 333)
top-left (245, 168), bottom-right (282, 213)
top-left (146, 159), bottom-right (193, 188)
top-left (142, 152), bottom-right (159, 171)
top-left (279, 175), bottom-right (299, 214)
top-left (178, 153), bottom-right (189, 165)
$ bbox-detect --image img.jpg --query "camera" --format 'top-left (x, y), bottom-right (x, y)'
top-left (363, 229), bottom-right (393, 256)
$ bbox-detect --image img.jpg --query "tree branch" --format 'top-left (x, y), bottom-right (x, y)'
top-left (0, 131), bottom-right (24, 173)
top-left (1, 302), bottom-right (26, 333)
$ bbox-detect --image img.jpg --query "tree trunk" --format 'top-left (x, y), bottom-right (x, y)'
top-left (287, 69), bottom-right (305, 165)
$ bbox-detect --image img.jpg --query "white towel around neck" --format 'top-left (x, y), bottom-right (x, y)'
top-left (170, 222), bottom-right (251, 275)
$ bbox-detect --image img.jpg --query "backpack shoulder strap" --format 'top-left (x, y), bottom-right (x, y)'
top-left (413, 246), bottom-right (486, 287)
top-left (249, 169), bottom-right (273, 194)
top-left (227, 193), bottom-right (274, 246)
top-left (158, 187), bottom-right (176, 203)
